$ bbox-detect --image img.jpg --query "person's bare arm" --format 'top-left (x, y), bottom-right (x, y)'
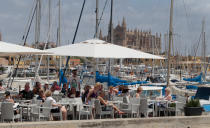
top-left (97, 96), bottom-right (108, 106)
top-left (86, 89), bottom-right (93, 104)
top-left (52, 103), bottom-right (62, 108)
top-left (113, 88), bottom-right (118, 94)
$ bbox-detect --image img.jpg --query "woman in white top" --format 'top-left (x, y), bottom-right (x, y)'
top-left (45, 90), bottom-right (67, 120)
top-left (135, 86), bottom-right (143, 98)
top-left (164, 87), bottom-right (172, 101)
top-left (156, 87), bottom-right (172, 101)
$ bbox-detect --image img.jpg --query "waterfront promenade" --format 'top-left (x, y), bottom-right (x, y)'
top-left (0, 116), bottom-right (209, 128)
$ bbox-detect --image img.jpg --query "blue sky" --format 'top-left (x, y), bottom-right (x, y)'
top-left (0, 0), bottom-right (209, 55)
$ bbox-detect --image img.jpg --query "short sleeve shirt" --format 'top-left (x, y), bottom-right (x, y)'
top-left (20, 90), bottom-right (34, 100)
top-left (69, 75), bottom-right (80, 91)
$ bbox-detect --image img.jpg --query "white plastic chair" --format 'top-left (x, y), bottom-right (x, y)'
top-left (1, 102), bottom-right (22, 122)
top-left (30, 100), bottom-right (51, 121)
top-left (139, 98), bottom-right (154, 117)
top-left (94, 99), bottom-right (114, 119)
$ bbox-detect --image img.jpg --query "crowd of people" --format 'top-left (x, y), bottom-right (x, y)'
top-left (0, 68), bottom-right (174, 120)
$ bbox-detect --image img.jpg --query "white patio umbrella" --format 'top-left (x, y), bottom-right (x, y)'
top-left (46, 39), bottom-right (164, 59)
top-left (0, 41), bottom-right (49, 56)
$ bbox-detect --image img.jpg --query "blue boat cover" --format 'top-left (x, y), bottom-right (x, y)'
top-left (96, 71), bottom-right (148, 87)
top-left (194, 87), bottom-right (210, 100)
top-left (183, 73), bottom-right (202, 83)
top-left (202, 104), bottom-right (210, 112)
top-left (186, 85), bottom-right (198, 90)
top-left (59, 69), bottom-right (68, 87)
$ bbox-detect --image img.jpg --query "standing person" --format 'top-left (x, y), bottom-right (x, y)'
top-left (68, 69), bottom-right (80, 97)
top-left (67, 87), bottom-right (76, 98)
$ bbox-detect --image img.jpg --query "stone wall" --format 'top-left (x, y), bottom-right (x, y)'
top-left (0, 116), bottom-right (210, 128)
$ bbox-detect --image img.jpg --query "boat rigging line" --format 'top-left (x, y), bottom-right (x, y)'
top-left (93, 0), bottom-right (109, 38)
top-left (61, 0), bottom-right (87, 85)
top-left (9, 1), bottom-right (38, 88)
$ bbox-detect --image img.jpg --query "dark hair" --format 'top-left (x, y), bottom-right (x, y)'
top-left (0, 82), bottom-right (2, 86)
top-left (122, 86), bottom-right (129, 93)
top-left (5, 91), bottom-right (10, 96)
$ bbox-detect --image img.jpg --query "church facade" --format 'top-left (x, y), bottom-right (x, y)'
top-left (100, 18), bottom-right (161, 55)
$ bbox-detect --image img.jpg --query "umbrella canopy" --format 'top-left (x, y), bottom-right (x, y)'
top-left (46, 39), bottom-right (164, 59)
top-left (0, 41), bottom-right (49, 56)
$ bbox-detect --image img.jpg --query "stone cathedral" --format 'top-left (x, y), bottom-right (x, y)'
top-left (100, 17), bottom-right (161, 55)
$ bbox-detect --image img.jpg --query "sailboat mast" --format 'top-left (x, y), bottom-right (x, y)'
top-left (167, 0), bottom-right (174, 87)
top-left (95, 0), bottom-right (99, 71)
top-left (58, 0), bottom-right (62, 71)
top-left (202, 19), bottom-right (206, 81)
top-left (95, 0), bottom-right (99, 38)
top-left (47, 0), bottom-right (52, 82)
top-left (35, 0), bottom-right (41, 78)
top-left (108, 0), bottom-right (113, 86)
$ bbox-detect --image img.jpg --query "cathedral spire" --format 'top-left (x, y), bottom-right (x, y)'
top-left (99, 29), bottom-right (103, 39)
top-left (122, 17), bottom-right (126, 30)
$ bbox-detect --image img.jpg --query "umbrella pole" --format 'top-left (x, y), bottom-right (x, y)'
top-left (61, 0), bottom-right (86, 86)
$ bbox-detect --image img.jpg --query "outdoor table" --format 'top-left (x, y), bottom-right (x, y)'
top-left (148, 99), bottom-right (169, 117)
top-left (15, 99), bottom-right (31, 104)
top-left (19, 103), bottom-right (37, 121)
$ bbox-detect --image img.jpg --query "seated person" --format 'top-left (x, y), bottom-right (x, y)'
top-left (19, 82), bottom-right (34, 100)
top-left (61, 83), bottom-right (68, 96)
top-left (4, 91), bottom-right (19, 114)
top-left (156, 87), bottom-right (172, 101)
top-left (86, 82), bottom-right (101, 104)
top-left (0, 81), bottom-right (5, 91)
top-left (121, 86), bottom-right (130, 97)
top-left (50, 81), bottom-right (61, 92)
top-left (117, 85), bottom-right (124, 96)
top-left (68, 87), bottom-right (76, 98)
top-left (81, 85), bottom-right (91, 103)
top-left (135, 86), bottom-right (143, 98)
top-left (43, 82), bottom-right (49, 92)
top-left (4, 91), bottom-right (14, 103)
top-left (97, 91), bottom-right (124, 114)
top-left (33, 81), bottom-right (42, 95)
top-left (37, 89), bottom-right (45, 102)
top-left (164, 87), bottom-right (172, 101)
top-left (109, 86), bottom-right (118, 96)
top-left (45, 90), bottom-right (67, 120)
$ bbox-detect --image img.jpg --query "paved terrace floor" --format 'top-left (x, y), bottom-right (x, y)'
top-left (0, 116), bottom-right (210, 128)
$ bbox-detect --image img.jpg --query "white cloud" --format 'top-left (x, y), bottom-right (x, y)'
top-left (0, 0), bottom-right (210, 55)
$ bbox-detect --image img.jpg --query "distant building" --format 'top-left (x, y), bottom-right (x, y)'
top-left (100, 17), bottom-right (161, 54)
top-left (69, 59), bottom-right (80, 66)
top-left (32, 42), bottom-right (57, 50)
top-left (0, 58), bottom-right (8, 65)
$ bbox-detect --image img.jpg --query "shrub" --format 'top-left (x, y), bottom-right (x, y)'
top-left (185, 99), bottom-right (201, 107)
